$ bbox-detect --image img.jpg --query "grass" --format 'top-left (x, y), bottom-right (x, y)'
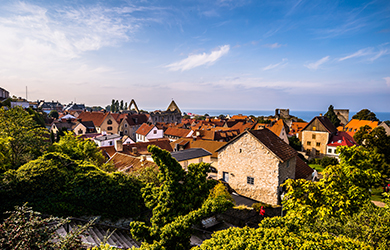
top-left (309, 164), bottom-right (325, 173)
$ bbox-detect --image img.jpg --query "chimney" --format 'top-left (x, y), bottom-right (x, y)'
top-left (132, 147), bottom-right (138, 154)
top-left (115, 139), bottom-right (123, 152)
top-left (319, 113), bottom-right (323, 116)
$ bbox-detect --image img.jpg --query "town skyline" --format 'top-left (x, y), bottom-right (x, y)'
top-left (1, 0), bottom-right (389, 111)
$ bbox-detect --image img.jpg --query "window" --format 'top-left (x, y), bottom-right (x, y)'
top-left (306, 149), bottom-right (311, 155)
top-left (154, 130), bottom-right (157, 134)
top-left (286, 160), bottom-right (290, 168)
top-left (316, 142), bottom-right (320, 147)
top-left (316, 150), bottom-right (320, 156)
top-left (312, 134), bottom-right (316, 139)
top-left (125, 130), bottom-right (128, 134)
top-left (124, 124), bottom-right (127, 128)
top-left (307, 141), bottom-right (311, 146)
top-left (198, 157), bottom-right (203, 163)
top-left (247, 176), bottom-right (254, 185)
top-left (107, 126), bottom-right (112, 131)
top-left (183, 161), bottom-right (188, 168)
top-left (313, 126), bottom-right (316, 131)
top-left (223, 172), bottom-right (229, 182)
top-left (109, 141), bottom-right (113, 146)
top-left (107, 119), bottom-right (112, 125)
top-left (239, 149), bottom-right (242, 153)
top-left (328, 148), bottom-right (332, 153)
top-left (78, 129), bottom-right (83, 135)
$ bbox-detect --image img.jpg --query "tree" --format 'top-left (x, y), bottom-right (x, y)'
top-left (324, 105), bottom-right (341, 127)
top-left (0, 204), bottom-right (91, 249)
top-left (352, 109), bottom-right (379, 121)
top-left (111, 99), bottom-right (116, 113)
top-left (1, 152), bottom-right (144, 219)
top-left (48, 110), bottom-right (59, 119)
top-left (49, 131), bottom-right (106, 168)
top-left (114, 100), bottom-right (119, 113)
top-left (120, 100), bottom-right (124, 111)
top-left (0, 107), bottom-right (48, 171)
top-left (288, 136), bottom-right (302, 151)
top-left (129, 145), bottom-right (232, 249)
top-left (124, 102), bottom-right (128, 110)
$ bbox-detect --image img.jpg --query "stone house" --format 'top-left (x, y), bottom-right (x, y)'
top-left (216, 129), bottom-right (297, 205)
top-left (301, 116), bottom-right (337, 158)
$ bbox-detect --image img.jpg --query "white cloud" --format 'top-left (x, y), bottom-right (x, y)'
top-left (384, 77), bottom-right (390, 87)
top-left (165, 45), bottom-right (230, 71)
top-left (263, 59), bottom-right (288, 71)
top-left (369, 49), bottom-right (388, 61)
top-left (304, 56), bottom-right (329, 70)
top-left (263, 43), bottom-right (283, 49)
top-left (339, 48), bottom-right (372, 61)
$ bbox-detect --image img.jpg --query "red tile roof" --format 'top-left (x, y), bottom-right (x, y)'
top-left (171, 138), bottom-right (227, 158)
top-left (77, 112), bottom-right (109, 127)
top-left (327, 131), bottom-right (356, 147)
top-left (100, 139), bottom-right (173, 158)
top-left (164, 127), bottom-right (192, 138)
top-left (136, 123), bottom-right (155, 136)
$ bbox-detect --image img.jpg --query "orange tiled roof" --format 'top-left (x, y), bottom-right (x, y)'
top-left (165, 127), bottom-right (192, 138)
top-left (77, 111), bottom-right (109, 127)
top-left (289, 122), bottom-right (308, 135)
top-left (267, 119), bottom-right (285, 137)
top-left (136, 123), bottom-right (155, 136)
top-left (229, 115), bottom-right (248, 121)
top-left (108, 152), bottom-right (156, 172)
top-left (231, 121), bottom-right (256, 133)
top-left (344, 119), bottom-right (379, 137)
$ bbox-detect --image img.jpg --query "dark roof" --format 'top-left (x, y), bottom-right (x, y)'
top-left (303, 116), bottom-right (337, 134)
top-left (80, 121), bottom-right (96, 129)
top-left (217, 129), bottom-right (297, 162)
top-left (295, 157), bottom-right (314, 179)
top-left (171, 148), bottom-right (212, 162)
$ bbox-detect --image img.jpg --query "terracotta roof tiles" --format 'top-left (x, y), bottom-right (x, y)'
top-left (136, 123), bottom-right (155, 136)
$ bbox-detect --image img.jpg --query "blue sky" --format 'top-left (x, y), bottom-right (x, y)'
top-left (0, 0), bottom-right (389, 112)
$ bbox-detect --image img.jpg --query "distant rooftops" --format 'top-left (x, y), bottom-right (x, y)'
top-left (171, 148), bottom-right (212, 162)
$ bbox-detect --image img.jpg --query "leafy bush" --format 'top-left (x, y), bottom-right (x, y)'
top-left (252, 202), bottom-right (272, 212)
top-left (0, 152), bottom-right (144, 219)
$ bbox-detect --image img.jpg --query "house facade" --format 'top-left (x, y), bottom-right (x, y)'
top-left (301, 116), bottom-right (337, 158)
top-left (0, 87), bottom-right (9, 101)
top-left (135, 123), bottom-right (164, 142)
top-left (217, 129), bottom-right (297, 205)
top-left (118, 114), bottom-right (148, 141)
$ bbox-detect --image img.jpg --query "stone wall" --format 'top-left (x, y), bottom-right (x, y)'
top-left (217, 133), bottom-right (295, 205)
top-left (334, 109), bottom-right (349, 125)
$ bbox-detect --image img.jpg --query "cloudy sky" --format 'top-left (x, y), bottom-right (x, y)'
top-left (0, 0), bottom-right (389, 112)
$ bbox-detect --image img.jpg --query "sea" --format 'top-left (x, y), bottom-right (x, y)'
top-left (182, 109), bottom-right (390, 123)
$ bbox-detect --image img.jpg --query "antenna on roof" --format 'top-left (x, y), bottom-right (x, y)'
top-left (26, 86), bottom-right (28, 100)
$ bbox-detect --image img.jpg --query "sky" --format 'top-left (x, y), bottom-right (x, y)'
top-left (0, 0), bottom-right (389, 112)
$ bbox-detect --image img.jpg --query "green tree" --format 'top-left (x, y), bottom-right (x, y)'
top-left (120, 100), bottom-right (124, 111)
top-left (352, 109), bottom-right (379, 121)
top-left (48, 110), bottom-right (59, 119)
top-left (115, 100), bottom-right (119, 113)
top-left (129, 145), bottom-right (232, 249)
top-left (0, 107), bottom-right (48, 171)
top-left (49, 131), bottom-right (106, 168)
top-left (324, 105), bottom-right (341, 127)
top-left (288, 136), bottom-right (302, 151)
top-left (0, 204), bottom-right (92, 250)
top-left (0, 152), bottom-right (144, 219)
top-left (111, 99), bottom-right (116, 113)
top-left (124, 102), bottom-right (128, 110)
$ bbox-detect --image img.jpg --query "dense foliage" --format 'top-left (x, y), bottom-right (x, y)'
top-left (129, 145), bottom-right (232, 250)
top-left (353, 126), bottom-right (390, 183)
top-left (352, 109), bottom-right (379, 121)
top-left (324, 105), bottom-right (341, 127)
top-left (0, 152), bottom-right (144, 219)
top-left (0, 106), bottom-right (48, 172)
top-left (288, 136), bottom-right (302, 151)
